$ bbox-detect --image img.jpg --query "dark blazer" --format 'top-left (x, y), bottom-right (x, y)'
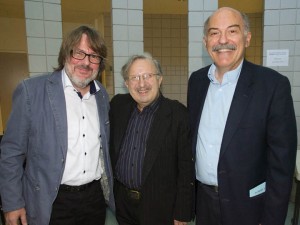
top-left (110, 94), bottom-right (195, 225)
top-left (188, 60), bottom-right (297, 225)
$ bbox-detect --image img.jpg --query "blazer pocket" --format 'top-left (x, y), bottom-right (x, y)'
top-left (23, 171), bottom-right (39, 190)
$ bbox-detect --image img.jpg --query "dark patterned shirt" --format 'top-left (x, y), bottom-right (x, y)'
top-left (115, 96), bottom-right (161, 190)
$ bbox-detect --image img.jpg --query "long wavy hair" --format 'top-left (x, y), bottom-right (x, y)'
top-left (54, 25), bottom-right (107, 74)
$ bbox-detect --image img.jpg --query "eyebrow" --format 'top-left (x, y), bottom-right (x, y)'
top-left (75, 48), bottom-right (99, 55)
top-left (207, 24), bottom-right (241, 32)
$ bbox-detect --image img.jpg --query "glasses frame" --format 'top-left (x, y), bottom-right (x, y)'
top-left (127, 73), bottom-right (160, 83)
top-left (71, 49), bottom-right (104, 64)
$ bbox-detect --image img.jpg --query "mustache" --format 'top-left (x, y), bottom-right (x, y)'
top-left (212, 44), bottom-right (236, 52)
top-left (75, 64), bottom-right (92, 71)
top-left (136, 87), bottom-right (151, 92)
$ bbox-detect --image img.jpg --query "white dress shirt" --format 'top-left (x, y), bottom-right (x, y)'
top-left (61, 69), bottom-right (103, 186)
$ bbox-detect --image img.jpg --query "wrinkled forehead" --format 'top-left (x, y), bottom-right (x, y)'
top-left (208, 8), bottom-right (243, 29)
top-left (131, 58), bottom-right (155, 69)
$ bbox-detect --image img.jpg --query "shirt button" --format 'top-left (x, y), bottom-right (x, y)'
top-left (83, 134), bottom-right (85, 137)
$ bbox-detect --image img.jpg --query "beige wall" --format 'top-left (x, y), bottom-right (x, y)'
top-left (144, 14), bottom-right (188, 104)
top-left (0, 104), bottom-right (3, 135)
top-left (144, 0), bottom-right (187, 14)
top-left (219, 0), bottom-right (263, 13)
top-left (245, 13), bottom-right (263, 65)
top-left (0, 0), bottom-right (28, 131)
top-left (103, 13), bottom-right (114, 99)
top-left (0, 53), bottom-right (29, 131)
top-left (0, 18), bottom-right (27, 53)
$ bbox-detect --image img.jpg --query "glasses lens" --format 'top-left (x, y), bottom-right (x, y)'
top-left (143, 73), bottom-right (152, 80)
top-left (128, 73), bottom-right (158, 82)
top-left (72, 50), bottom-right (85, 60)
top-left (71, 50), bottom-right (102, 64)
top-left (89, 55), bottom-right (102, 64)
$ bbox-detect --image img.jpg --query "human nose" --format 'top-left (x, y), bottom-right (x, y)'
top-left (82, 54), bottom-right (91, 64)
top-left (218, 31), bottom-right (228, 44)
top-left (137, 76), bottom-right (145, 86)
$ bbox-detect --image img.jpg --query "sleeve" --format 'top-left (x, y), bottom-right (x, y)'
top-left (262, 75), bottom-right (297, 225)
top-left (173, 103), bottom-right (195, 222)
top-left (0, 81), bottom-right (31, 212)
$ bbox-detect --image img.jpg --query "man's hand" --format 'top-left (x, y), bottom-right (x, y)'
top-left (4, 208), bottom-right (28, 225)
top-left (174, 219), bottom-right (188, 225)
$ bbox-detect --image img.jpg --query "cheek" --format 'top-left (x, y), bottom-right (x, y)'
top-left (65, 63), bottom-right (73, 74)
top-left (68, 57), bottom-right (79, 65)
top-left (91, 63), bottom-right (100, 70)
top-left (206, 39), bottom-right (215, 47)
top-left (127, 84), bottom-right (136, 92)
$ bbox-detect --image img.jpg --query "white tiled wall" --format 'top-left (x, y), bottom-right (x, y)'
top-left (188, 0), bottom-right (217, 78)
top-left (263, 0), bottom-right (300, 148)
top-left (112, 0), bottom-right (144, 95)
top-left (24, 0), bottom-right (62, 76)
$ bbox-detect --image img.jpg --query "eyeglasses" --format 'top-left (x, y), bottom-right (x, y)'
top-left (71, 49), bottom-right (104, 64)
top-left (127, 73), bottom-right (160, 82)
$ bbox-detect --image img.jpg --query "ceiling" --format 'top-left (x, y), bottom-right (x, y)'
top-left (0, 0), bottom-right (263, 21)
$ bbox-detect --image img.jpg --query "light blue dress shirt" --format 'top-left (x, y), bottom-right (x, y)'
top-left (195, 61), bottom-right (243, 185)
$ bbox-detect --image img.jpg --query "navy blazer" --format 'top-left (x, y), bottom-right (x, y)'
top-left (110, 94), bottom-right (195, 225)
top-left (188, 60), bottom-right (297, 225)
top-left (0, 71), bottom-right (115, 225)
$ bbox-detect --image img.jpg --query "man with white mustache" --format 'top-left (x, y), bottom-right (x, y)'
top-left (109, 53), bottom-right (195, 225)
top-left (188, 7), bottom-right (297, 225)
top-left (0, 25), bottom-right (115, 225)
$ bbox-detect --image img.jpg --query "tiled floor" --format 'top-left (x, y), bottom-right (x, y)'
top-left (105, 202), bottom-right (300, 225)
top-left (0, 202), bottom-right (298, 225)
top-left (286, 202), bottom-right (297, 225)
top-left (104, 202), bottom-right (299, 225)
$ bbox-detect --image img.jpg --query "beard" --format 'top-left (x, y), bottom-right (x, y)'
top-left (65, 64), bottom-right (98, 89)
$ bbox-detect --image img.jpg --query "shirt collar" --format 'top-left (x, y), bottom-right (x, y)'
top-left (62, 68), bottom-right (100, 95)
top-left (208, 60), bottom-right (243, 85)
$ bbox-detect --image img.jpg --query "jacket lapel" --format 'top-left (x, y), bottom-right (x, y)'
top-left (114, 98), bottom-right (135, 158)
top-left (46, 71), bottom-right (68, 157)
top-left (191, 71), bottom-right (210, 154)
top-left (219, 61), bottom-right (254, 158)
top-left (94, 85), bottom-right (109, 140)
top-left (142, 97), bottom-right (171, 184)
